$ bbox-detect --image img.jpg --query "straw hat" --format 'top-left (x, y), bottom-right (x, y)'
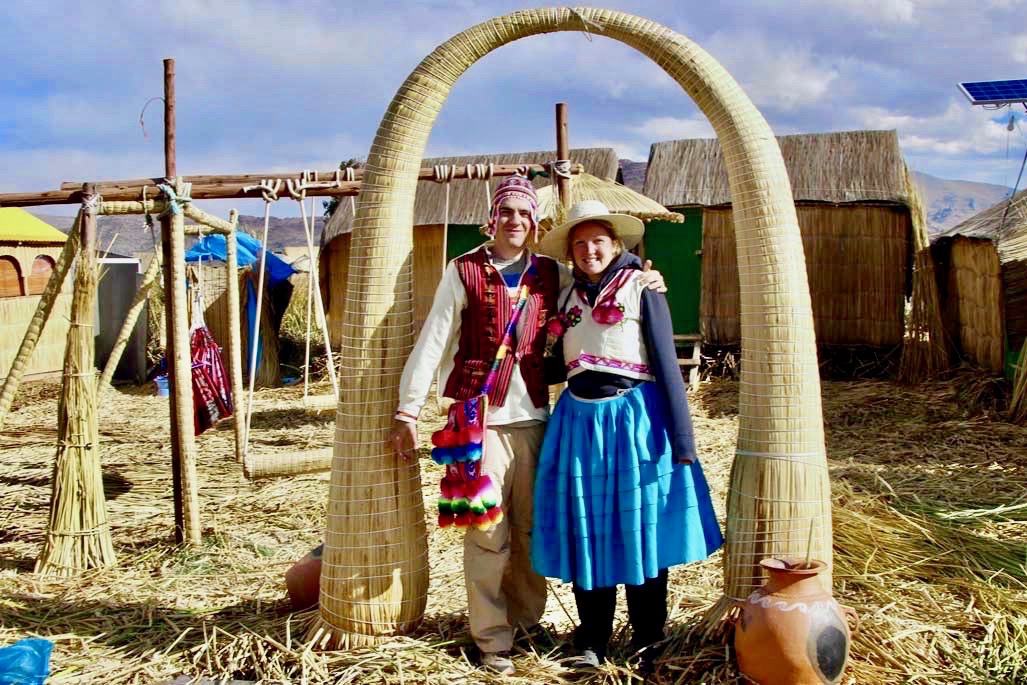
top-left (537, 199), bottom-right (645, 258)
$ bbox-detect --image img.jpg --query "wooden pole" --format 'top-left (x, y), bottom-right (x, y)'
top-left (0, 164), bottom-right (584, 208)
top-left (225, 212), bottom-right (245, 464)
top-left (555, 103), bottom-right (571, 210)
top-left (98, 254), bottom-right (161, 389)
top-left (0, 216), bottom-right (80, 430)
top-left (35, 184), bottom-right (117, 575)
top-left (160, 58), bottom-right (201, 545)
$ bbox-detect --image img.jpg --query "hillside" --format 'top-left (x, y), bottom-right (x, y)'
top-left (28, 212), bottom-right (324, 258)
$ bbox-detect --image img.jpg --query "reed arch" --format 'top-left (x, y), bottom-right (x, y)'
top-left (316, 6), bottom-right (830, 647)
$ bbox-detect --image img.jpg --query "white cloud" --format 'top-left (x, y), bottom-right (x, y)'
top-left (793, 0), bottom-right (916, 24)
top-left (576, 138), bottom-right (649, 162)
top-left (855, 101), bottom-right (1012, 156)
top-left (630, 116), bottom-right (714, 142)
top-left (704, 29), bottom-right (838, 112)
top-left (1012, 34), bottom-right (1027, 63)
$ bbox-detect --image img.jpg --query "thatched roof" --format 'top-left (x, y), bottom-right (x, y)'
top-left (937, 188), bottom-right (1027, 263)
top-left (535, 173), bottom-right (682, 231)
top-left (642, 130), bottom-right (910, 208)
top-left (322, 147), bottom-right (619, 244)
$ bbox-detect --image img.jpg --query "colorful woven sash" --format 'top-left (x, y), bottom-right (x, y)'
top-left (430, 261), bottom-right (536, 531)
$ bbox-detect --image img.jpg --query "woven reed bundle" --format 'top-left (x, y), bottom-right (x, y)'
top-left (36, 201), bottom-right (117, 576)
top-left (244, 447), bottom-right (333, 480)
top-left (314, 6), bottom-right (828, 647)
top-left (535, 172), bottom-right (683, 232)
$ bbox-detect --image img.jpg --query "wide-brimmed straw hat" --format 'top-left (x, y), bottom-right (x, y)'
top-left (537, 199), bottom-right (645, 259)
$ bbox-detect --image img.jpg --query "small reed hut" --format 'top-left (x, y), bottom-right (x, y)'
top-left (0, 208), bottom-right (72, 379)
top-left (931, 188), bottom-right (1027, 379)
top-left (319, 147), bottom-right (619, 347)
top-left (643, 130), bottom-right (916, 358)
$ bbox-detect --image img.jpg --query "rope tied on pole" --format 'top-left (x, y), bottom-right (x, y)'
top-left (157, 181), bottom-right (192, 218)
top-left (548, 159), bottom-right (573, 208)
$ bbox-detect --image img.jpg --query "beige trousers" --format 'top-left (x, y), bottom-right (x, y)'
top-left (464, 421), bottom-right (548, 653)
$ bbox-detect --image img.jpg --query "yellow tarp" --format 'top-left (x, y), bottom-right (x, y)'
top-left (0, 208), bottom-right (67, 243)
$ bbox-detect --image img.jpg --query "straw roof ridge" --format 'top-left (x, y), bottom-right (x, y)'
top-left (0, 208), bottom-right (68, 244)
top-left (936, 188), bottom-right (1027, 262)
top-left (322, 147), bottom-right (619, 244)
top-left (642, 129), bottom-right (911, 207)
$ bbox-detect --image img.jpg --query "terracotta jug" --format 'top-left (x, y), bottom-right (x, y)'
top-left (284, 543), bottom-right (323, 611)
top-left (731, 558), bottom-right (858, 685)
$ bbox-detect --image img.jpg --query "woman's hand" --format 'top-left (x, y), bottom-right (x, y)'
top-left (639, 259), bottom-right (668, 293)
top-left (390, 419), bottom-right (418, 461)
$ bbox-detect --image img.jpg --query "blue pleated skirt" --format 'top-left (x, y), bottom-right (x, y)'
top-left (530, 382), bottom-right (723, 590)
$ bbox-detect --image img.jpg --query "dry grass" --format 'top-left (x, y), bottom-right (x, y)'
top-left (1, 373), bottom-right (1025, 683)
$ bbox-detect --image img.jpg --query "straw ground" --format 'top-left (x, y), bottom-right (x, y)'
top-left (1, 372), bottom-right (1025, 683)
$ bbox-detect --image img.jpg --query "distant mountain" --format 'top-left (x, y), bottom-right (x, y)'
top-left (28, 212), bottom-right (324, 258)
top-left (619, 159), bottom-right (648, 193)
top-left (617, 160), bottom-right (1013, 236)
top-left (911, 171), bottom-right (1012, 235)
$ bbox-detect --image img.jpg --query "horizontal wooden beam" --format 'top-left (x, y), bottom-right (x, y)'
top-left (58, 163), bottom-right (578, 191)
top-left (1, 162), bottom-right (581, 208)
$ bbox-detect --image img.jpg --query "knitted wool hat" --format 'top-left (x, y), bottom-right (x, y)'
top-left (486, 174), bottom-right (538, 238)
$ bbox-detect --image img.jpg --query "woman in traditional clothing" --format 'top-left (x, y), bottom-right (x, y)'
top-left (531, 200), bottom-right (723, 671)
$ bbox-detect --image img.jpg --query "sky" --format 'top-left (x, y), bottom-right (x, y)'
top-left (2, 0), bottom-right (1027, 218)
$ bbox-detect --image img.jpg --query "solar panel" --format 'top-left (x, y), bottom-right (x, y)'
top-left (959, 79), bottom-right (1027, 106)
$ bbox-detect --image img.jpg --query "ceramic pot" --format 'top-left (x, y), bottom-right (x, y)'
top-left (731, 558), bottom-right (858, 685)
top-left (284, 543), bottom-right (323, 611)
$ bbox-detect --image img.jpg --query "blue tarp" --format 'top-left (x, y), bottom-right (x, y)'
top-left (184, 232), bottom-right (295, 286)
top-left (0, 637), bottom-right (52, 685)
top-left (185, 233), bottom-right (295, 378)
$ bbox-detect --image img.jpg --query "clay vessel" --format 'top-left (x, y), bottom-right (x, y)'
top-left (284, 543), bottom-right (323, 611)
top-left (732, 558), bottom-right (858, 685)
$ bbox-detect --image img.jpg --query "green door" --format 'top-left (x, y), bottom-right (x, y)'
top-left (642, 208), bottom-right (702, 335)
top-left (446, 224), bottom-right (488, 261)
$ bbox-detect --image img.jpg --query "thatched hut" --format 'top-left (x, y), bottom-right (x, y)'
top-left (319, 147), bottom-right (619, 346)
top-left (931, 189), bottom-right (1027, 378)
top-left (642, 130), bottom-right (915, 352)
top-left (0, 209), bottom-right (72, 379)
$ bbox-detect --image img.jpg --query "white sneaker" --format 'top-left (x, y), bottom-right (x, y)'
top-left (573, 649), bottom-right (601, 668)
top-left (482, 651), bottom-right (515, 675)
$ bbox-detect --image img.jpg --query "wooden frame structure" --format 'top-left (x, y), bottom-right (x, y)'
top-left (0, 60), bottom-right (582, 553)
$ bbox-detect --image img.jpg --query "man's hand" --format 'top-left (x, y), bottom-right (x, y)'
top-left (639, 259), bottom-right (668, 293)
top-left (390, 419), bottom-right (418, 462)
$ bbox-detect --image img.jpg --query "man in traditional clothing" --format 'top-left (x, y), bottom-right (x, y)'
top-left (390, 174), bottom-right (663, 676)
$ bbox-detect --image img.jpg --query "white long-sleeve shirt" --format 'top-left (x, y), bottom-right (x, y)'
top-left (396, 249), bottom-right (572, 426)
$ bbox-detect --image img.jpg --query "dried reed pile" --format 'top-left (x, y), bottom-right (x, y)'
top-left (1011, 336), bottom-right (1027, 422)
top-left (899, 165), bottom-right (951, 383)
top-left (2, 375), bottom-right (1024, 683)
top-left (35, 204), bottom-right (117, 576)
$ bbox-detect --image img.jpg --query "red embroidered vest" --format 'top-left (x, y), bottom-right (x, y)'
top-left (443, 248), bottom-right (560, 408)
